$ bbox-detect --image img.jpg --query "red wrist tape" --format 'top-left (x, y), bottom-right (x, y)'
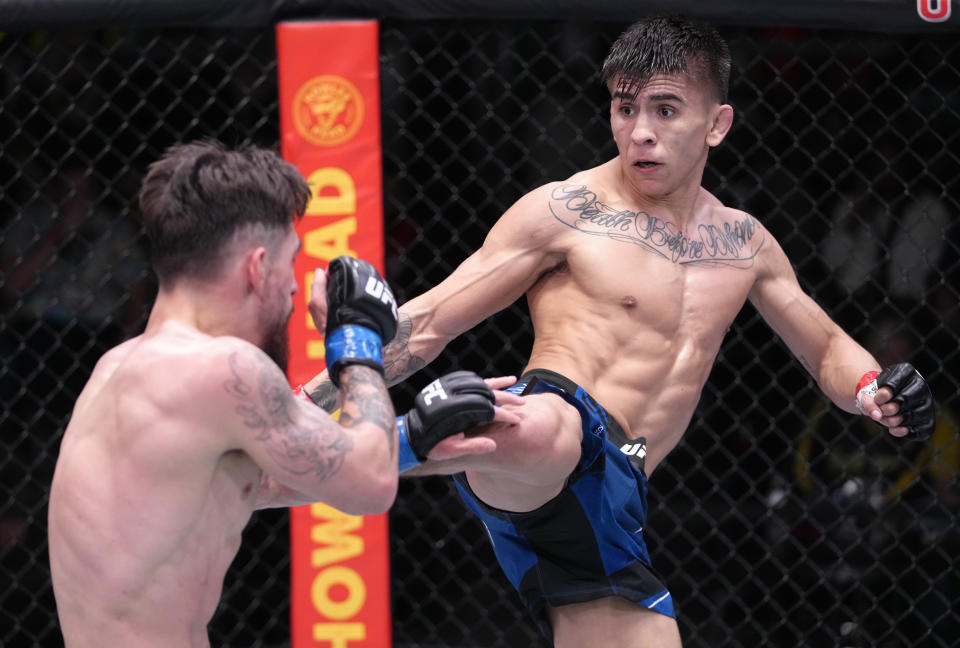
top-left (292, 385), bottom-right (313, 403)
top-left (856, 371), bottom-right (880, 395)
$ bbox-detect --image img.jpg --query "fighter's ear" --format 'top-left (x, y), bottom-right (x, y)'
top-left (243, 246), bottom-right (269, 295)
top-left (707, 104), bottom-right (734, 147)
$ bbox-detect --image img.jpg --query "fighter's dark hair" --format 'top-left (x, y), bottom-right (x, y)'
top-left (601, 15), bottom-right (731, 104)
top-left (139, 140), bottom-right (309, 284)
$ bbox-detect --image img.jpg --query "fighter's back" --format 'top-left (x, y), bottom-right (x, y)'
top-left (48, 324), bottom-right (261, 648)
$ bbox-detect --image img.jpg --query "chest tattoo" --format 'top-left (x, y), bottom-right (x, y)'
top-left (549, 184), bottom-right (764, 267)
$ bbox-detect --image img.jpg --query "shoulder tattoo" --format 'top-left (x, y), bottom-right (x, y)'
top-left (548, 184), bottom-right (764, 268)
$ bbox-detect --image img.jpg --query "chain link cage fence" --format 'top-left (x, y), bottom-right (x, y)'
top-left (1, 10), bottom-right (959, 648)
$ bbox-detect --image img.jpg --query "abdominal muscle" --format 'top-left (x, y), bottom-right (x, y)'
top-left (526, 299), bottom-right (724, 475)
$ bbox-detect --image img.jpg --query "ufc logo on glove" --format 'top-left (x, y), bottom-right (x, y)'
top-left (421, 379), bottom-right (449, 406)
top-left (364, 276), bottom-right (398, 313)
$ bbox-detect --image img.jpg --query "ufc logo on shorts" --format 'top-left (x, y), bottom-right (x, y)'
top-left (917, 0), bottom-right (952, 22)
top-left (421, 379), bottom-right (448, 406)
top-left (620, 442), bottom-right (646, 458)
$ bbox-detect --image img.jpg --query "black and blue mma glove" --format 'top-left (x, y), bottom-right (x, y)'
top-left (396, 371), bottom-right (496, 472)
top-left (324, 256), bottom-right (398, 387)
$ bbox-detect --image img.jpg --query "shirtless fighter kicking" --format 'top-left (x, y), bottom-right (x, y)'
top-left (303, 16), bottom-right (935, 648)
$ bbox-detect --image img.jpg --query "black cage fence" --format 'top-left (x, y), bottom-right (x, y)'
top-left (1, 8), bottom-right (958, 648)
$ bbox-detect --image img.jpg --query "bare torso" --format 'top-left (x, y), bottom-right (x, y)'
top-left (48, 325), bottom-right (262, 648)
top-left (391, 67), bottom-right (881, 647)
top-left (424, 161), bottom-right (772, 647)
top-left (523, 162), bottom-right (764, 474)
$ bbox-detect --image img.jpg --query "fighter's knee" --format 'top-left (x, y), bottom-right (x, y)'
top-left (465, 393), bottom-right (582, 510)
top-left (494, 393), bottom-right (582, 475)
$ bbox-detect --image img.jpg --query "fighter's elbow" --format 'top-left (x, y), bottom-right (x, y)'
top-left (369, 477), bottom-right (399, 514)
top-left (342, 432), bottom-right (400, 513)
top-left (342, 473), bottom-right (398, 515)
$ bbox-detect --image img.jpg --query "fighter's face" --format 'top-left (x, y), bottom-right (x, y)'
top-left (259, 227), bottom-right (300, 372)
top-left (608, 73), bottom-right (731, 198)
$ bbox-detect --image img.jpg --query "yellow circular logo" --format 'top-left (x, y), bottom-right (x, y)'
top-left (292, 75), bottom-right (365, 147)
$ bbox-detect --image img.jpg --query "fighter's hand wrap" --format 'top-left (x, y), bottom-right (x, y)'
top-left (292, 385), bottom-right (315, 404)
top-left (324, 256), bottom-right (399, 387)
top-left (854, 371), bottom-right (880, 414)
top-left (856, 363), bottom-right (935, 439)
top-left (396, 370), bottom-right (496, 471)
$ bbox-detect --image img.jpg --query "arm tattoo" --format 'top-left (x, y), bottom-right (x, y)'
top-left (336, 366), bottom-right (396, 455)
top-left (382, 313), bottom-right (427, 385)
top-left (225, 350), bottom-right (354, 481)
top-left (307, 380), bottom-right (339, 413)
top-left (549, 184), bottom-right (765, 268)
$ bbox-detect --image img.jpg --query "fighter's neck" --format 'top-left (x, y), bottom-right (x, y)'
top-left (605, 159), bottom-right (706, 226)
top-left (624, 182), bottom-right (706, 228)
top-left (145, 287), bottom-right (253, 343)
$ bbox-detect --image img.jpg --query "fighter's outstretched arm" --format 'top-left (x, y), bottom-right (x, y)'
top-left (216, 343), bottom-right (397, 513)
top-left (749, 231), bottom-right (878, 410)
top-left (244, 256), bottom-right (401, 511)
top-left (749, 227), bottom-right (933, 438)
top-left (304, 183), bottom-right (567, 410)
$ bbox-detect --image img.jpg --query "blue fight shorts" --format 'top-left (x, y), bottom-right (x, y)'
top-left (452, 368), bottom-right (674, 641)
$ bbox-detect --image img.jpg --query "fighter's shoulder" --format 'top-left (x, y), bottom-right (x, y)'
top-left (136, 336), bottom-right (273, 460)
top-left (126, 332), bottom-right (277, 407)
top-left (484, 182), bottom-right (571, 250)
top-left (89, 336), bottom-right (141, 378)
top-left (699, 189), bottom-right (775, 240)
top-left (504, 164), bottom-right (603, 210)
top-left (698, 188), bottom-right (750, 218)
top-left (695, 189), bottom-right (783, 274)
top-left (494, 169), bottom-right (599, 234)
top-left (178, 335), bottom-right (281, 390)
